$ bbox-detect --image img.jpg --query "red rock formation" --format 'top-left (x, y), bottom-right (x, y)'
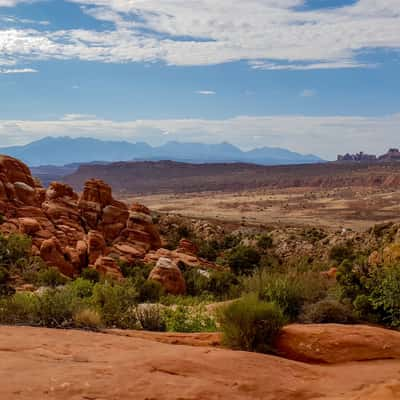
top-left (177, 239), bottom-right (198, 256)
top-left (0, 155), bottom-right (163, 278)
top-left (94, 256), bottom-right (123, 280)
top-left (40, 237), bottom-right (76, 277)
top-left (149, 257), bottom-right (186, 295)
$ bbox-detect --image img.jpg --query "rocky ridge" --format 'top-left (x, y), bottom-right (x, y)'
top-left (0, 155), bottom-right (213, 289)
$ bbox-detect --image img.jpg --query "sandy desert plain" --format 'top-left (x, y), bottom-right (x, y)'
top-left (132, 186), bottom-right (400, 232)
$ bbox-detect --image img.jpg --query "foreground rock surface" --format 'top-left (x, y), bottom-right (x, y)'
top-left (0, 326), bottom-right (400, 400)
top-left (276, 324), bottom-right (400, 363)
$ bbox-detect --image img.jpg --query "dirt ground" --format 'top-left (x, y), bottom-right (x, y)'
top-left (131, 186), bottom-right (400, 232)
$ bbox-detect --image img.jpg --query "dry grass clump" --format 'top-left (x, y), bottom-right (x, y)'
top-left (73, 308), bottom-right (102, 330)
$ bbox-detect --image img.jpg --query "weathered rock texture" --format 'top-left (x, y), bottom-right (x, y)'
top-left (1, 325), bottom-right (400, 400)
top-left (275, 324), bottom-right (400, 364)
top-left (0, 155), bottom-right (164, 278)
top-left (149, 257), bottom-right (186, 295)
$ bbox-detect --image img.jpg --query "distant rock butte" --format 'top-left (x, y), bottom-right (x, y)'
top-left (0, 155), bottom-right (214, 282)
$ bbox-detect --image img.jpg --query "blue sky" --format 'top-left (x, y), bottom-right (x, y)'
top-left (0, 0), bottom-right (399, 159)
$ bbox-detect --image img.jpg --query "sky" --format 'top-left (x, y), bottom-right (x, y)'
top-left (0, 0), bottom-right (399, 160)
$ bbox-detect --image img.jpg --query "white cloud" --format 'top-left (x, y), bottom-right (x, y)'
top-left (0, 68), bottom-right (37, 74)
top-left (61, 114), bottom-right (97, 121)
top-left (0, 0), bottom-right (399, 69)
top-left (300, 89), bottom-right (317, 97)
top-left (0, 0), bottom-right (34, 6)
top-left (0, 112), bottom-right (400, 160)
top-left (196, 90), bottom-right (216, 95)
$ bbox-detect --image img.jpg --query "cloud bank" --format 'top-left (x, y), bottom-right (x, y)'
top-left (0, 0), bottom-right (399, 70)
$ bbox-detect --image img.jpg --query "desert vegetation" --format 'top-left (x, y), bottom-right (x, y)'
top-left (1, 216), bottom-right (400, 355)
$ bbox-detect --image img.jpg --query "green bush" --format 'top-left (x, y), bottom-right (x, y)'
top-left (261, 273), bottom-right (327, 321)
top-left (81, 268), bottom-right (100, 283)
top-left (0, 234), bottom-right (32, 267)
top-left (0, 292), bottom-right (40, 325)
top-left (139, 280), bottom-right (164, 303)
top-left (257, 234), bottom-right (273, 251)
top-left (218, 294), bottom-right (285, 353)
top-left (35, 267), bottom-right (68, 287)
top-left (182, 268), bottom-right (239, 299)
top-left (227, 246), bottom-right (261, 275)
top-left (0, 266), bottom-right (10, 285)
top-left (329, 243), bottom-right (354, 264)
top-left (369, 265), bottom-right (400, 327)
top-left (197, 240), bottom-right (220, 261)
top-left (92, 281), bottom-right (139, 329)
top-left (300, 299), bottom-right (356, 324)
top-left (35, 288), bottom-right (77, 328)
top-left (164, 305), bottom-right (217, 333)
top-left (68, 278), bottom-right (95, 299)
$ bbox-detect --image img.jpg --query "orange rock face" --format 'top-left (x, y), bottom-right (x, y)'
top-left (149, 257), bottom-right (186, 295)
top-left (0, 155), bottom-right (162, 278)
top-left (275, 324), bottom-right (400, 364)
top-left (1, 325), bottom-right (400, 400)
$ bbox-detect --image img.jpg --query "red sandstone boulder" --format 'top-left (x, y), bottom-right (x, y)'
top-left (177, 239), bottom-right (198, 256)
top-left (94, 256), bottom-right (123, 280)
top-left (40, 237), bottom-right (75, 277)
top-left (87, 230), bottom-right (106, 265)
top-left (14, 182), bottom-right (37, 206)
top-left (148, 257), bottom-right (186, 295)
top-left (0, 155), bottom-right (36, 187)
top-left (18, 218), bottom-right (41, 235)
top-left (145, 247), bottom-right (221, 271)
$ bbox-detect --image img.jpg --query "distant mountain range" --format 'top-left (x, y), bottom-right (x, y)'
top-left (1, 136), bottom-right (324, 167)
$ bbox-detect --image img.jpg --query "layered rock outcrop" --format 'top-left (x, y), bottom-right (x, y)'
top-left (0, 155), bottom-right (162, 278)
top-left (148, 257), bottom-right (186, 295)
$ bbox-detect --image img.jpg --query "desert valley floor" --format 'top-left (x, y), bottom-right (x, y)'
top-left (133, 186), bottom-right (400, 232)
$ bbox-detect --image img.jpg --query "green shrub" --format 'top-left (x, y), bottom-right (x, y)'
top-left (329, 243), bottom-right (354, 264)
top-left (257, 234), bottom-right (273, 250)
top-left (218, 294), bottom-right (285, 353)
top-left (221, 234), bottom-right (241, 250)
top-left (35, 267), bottom-right (68, 287)
top-left (35, 288), bottom-right (77, 328)
top-left (261, 273), bottom-right (327, 321)
top-left (92, 281), bottom-right (139, 329)
top-left (197, 241), bottom-right (220, 261)
top-left (68, 278), bottom-right (95, 298)
top-left (0, 234), bottom-right (32, 267)
top-left (182, 268), bottom-right (210, 297)
top-left (0, 292), bottom-right (40, 325)
top-left (164, 305), bottom-right (217, 333)
top-left (0, 266), bottom-right (10, 285)
top-left (0, 284), bottom-right (15, 297)
top-left (369, 265), bottom-right (400, 327)
top-left (207, 271), bottom-right (240, 299)
top-left (300, 299), bottom-right (356, 324)
top-left (81, 268), bottom-right (100, 283)
top-left (139, 280), bottom-right (164, 303)
top-left (227, 246), bottom-right (261, 275)
top-left (182, 268), bottom-right (239, 299)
